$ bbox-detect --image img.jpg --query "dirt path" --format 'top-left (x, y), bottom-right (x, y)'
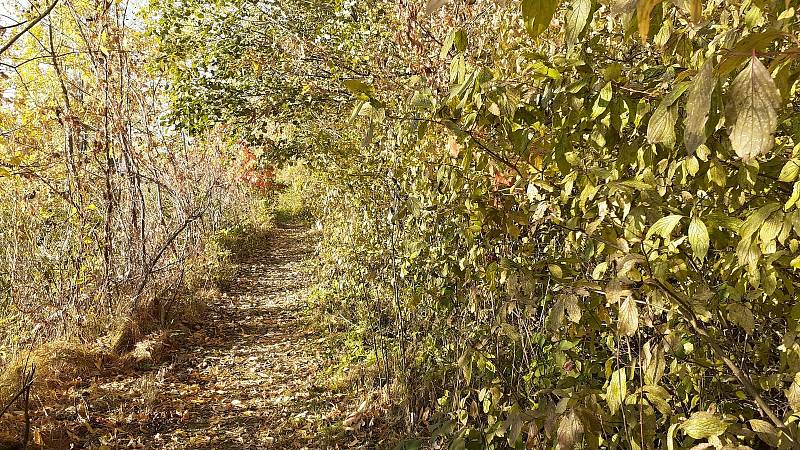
top-left (31, 222), bottom-right (375, 449)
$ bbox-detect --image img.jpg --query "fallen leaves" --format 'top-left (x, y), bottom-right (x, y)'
top-left (0, 228), bottom-right (386, 449)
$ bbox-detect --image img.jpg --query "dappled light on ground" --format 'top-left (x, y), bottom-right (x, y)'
top-left (6, 223), bottom-right (385, 449)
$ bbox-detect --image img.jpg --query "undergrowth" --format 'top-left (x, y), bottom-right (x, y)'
top-left (0, 190), bottom-right (276, 445)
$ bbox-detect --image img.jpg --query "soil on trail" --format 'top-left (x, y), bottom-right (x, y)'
top-left (15, 222), bottom-right (380, 449)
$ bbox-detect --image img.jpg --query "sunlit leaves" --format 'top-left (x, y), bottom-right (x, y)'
top-left (556, 410), bottom-right (583, 449)
top-left (647, 214), bottom-right (684, 239)
top-left (648, 83), bottom-right (689, 147)
top-left (684, 58), bottom-right (715, 155)
top-left (681, 412), bottom-right (730, 439)
top-left (787, 182), bottom-right (800, 210)
top-left (643, 340), bottom-right (665, 385)
top-left (736, 202), bottom-right (780, 267)
top-left (343, 79), bottom-right (374, 98)
top-left (263, 0), bottom-right (800, 447)
top-left (728, 56), bottom-right (782, 161)
top-left (618, 297), bottom-right (638, 336)
top-left (607, 368), bottom-right (626, 415)
top-left (787, 373), bottom-right (800, 413)
top-left (779, 160), bottom-right (800, 182)
top-left (522, 0), bottom-right (561, 38)
top-left (688, 217), bottom-right (709, 261)
top-left (647, 102), bottom-right (678, 146)
top-left (564, 0), bottom-right (590, 52)
top-left (636, 0), bottom-right (663, 42)
top-left (591, 82), bottom-right (612, 119)
top-left (717, 30), bottom-right (781, 76)
top-left (749, 419), bottom-right (779, 447)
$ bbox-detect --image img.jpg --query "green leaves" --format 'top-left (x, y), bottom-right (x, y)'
top-left (779, 160), bottom-right (800, 182)
top-left (739, 203), bottom-right (781, 240)
top-left (565, 0), bottom-right (591, 52)
top-left (618, 297), bottom-right (638, 336)
top-left (717, 30), bottom-right (781, 76)
top-left (727, 302), bottom-right (755, 334)
top-left (648, 83), bottom-right (688, 146)
top-left (643, 340), bottom-right (665, 385)
top-left (684, 58), bottom-right (715, 155)
top-left (647, 102), bottom-right (678, 146)
top-left (607, 368), bottom-right (627, 415)
top-left (591, 82), bottom-right (613, 119)
top-left (688, 217), bottom-right (709, 261)
top-left (728, 56), bottom-right (782, 161)
top-left (286, 0), bottom-right (800, 447)
top-left (343, 79), bottom-right (374, 98)
top-left (749, 419), bottom-right (779, 447)
top-left (680, 412), bottom-right (730, 439)
top-left (522, 0), bottom-right (561, 38)
top-left (647, 215), bottom-right (684, 239)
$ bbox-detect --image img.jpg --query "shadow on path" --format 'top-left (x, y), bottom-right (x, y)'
top-left (49, 221), bottom-right (368, 449)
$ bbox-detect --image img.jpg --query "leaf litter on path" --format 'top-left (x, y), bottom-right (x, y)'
top-left (2, 222), bottom-right (392, 449)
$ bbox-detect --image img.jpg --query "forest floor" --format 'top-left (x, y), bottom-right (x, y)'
top-left (1, 221), bottom-right (393, 449)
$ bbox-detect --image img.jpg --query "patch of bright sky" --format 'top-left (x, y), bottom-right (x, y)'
top-left (0, 0), bottom-right (29, 28)
top-left (0, 0), bottom-right (147, 32)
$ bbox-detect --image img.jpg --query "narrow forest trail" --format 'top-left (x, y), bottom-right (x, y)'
top-left (31, 222), bottom-right (378, 449)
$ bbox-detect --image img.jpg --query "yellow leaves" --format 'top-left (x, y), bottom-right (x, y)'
top-left (563, 294), bottom-right (581, 323)
top-left (342, 79), bottom-right (374, 99)
top-left (638, 0), bottom-right (702, 42)
top-left (604, 279), bottom-right (632, 304)
top-left (646, 101), bottom-right (678, 146)
top-left (749, 419), bottom-right (779, 447)
top-left (728, 56), bottom-right (782, 162)
top-left (644, 384), bottom-right (672, 415)
top-left (707, 160), bottom-right (728, 187)
top-left (565, 0), bottom-right (591, 52)
top-left (688, 0), bottom-right (702, 23)
top-left (606, 367), bottom-right (626, 415)
top-left (556, 410), bottom-right (583, 450)
top-left (779, 160), bottom-right (800, 183)
top-left (688, 217), bottom-right (709, 261)
top-left (522, 0), bottom-right (562, 38)
top-left (684, 58), bottom-right (715, 155)
top-left (680, 411), bottom-right (730, 439)
top-left (591, 82), bottom-right (613, 120)
top-left (642, 340), bottom-right (665, 385)
top-left (618, 297), bottom-right (638, 337)
top-left (785, 373), bottom-right (800, 413)
top-left (787, 182), bottom-right (800, 211)
top-left (636, 0), bottom-right (663, 43)
top-left (646, 214), bottom-right (684, 239)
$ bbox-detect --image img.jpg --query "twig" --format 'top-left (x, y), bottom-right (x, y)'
top-left (651, 278), bottom-right (798, 449)
top-left (0, 0), bottom-right (60, 57)
top-left (0, 367), bottom-right (35, 421)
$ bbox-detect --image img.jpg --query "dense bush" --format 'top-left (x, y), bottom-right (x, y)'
top-left (152, 0), bottom-right (800, 447)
